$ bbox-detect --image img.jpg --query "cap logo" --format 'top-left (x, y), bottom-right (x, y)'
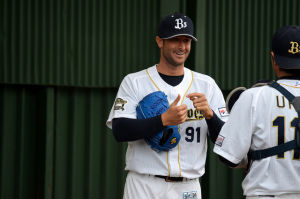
top-left (174, 18), bottom-right (187, 29)
top-left (288, 41), bottom-right (300, 54)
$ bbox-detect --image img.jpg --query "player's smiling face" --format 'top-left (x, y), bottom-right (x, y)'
top-left (161, 36), bottom-right (192, 67)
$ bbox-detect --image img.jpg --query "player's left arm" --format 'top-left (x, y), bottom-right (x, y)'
top-left (187, 92), bottom-right (243, 168)
top-left (187, 93), bottom-right (225, 143)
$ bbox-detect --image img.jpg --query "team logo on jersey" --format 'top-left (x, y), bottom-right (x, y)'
top-left (170, 137), bottom-right (177, 145)
top-left (215, 135), bottom-right (225, 147)
top-left (183, 191), bottom-right (198, 199)
top-left (218, 107), bottom-right (229, 117)
top-left (114, 98), bottom-right (127, 111)
top-left (186, 108), bottom-right (205, 121)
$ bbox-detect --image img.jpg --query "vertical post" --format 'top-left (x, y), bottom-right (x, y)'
top-left (44, 88), bottom-right (55, 199)
top-left (160, 0), bottom-right (180, 18)
top-left (195, 0), bottom-right (206, 73)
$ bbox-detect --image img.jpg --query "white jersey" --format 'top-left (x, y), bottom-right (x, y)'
top-left (107, 65), bottom-right (228, 179)
top-left (214, 79), bottom-right (300, 196)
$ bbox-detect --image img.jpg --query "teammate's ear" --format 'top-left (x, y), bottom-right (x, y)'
top-left (270, 51), bottom-right (276, 69)
top-left (270, 51), bottom-right (275, 65)
top-left (156, 36), bottom-right (163, 48)
top-left (270, 51), bottom-right (280, 77)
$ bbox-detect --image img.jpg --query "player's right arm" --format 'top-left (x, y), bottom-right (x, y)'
top-left (112, 116), bottom-right (164, 142)
top-left (110, 76), bottom-right (187, 142)
top-left (112, 95), bottom-right (187, 142)
top-left (161, 94), bottom-right (187, 126)
top-left (110, 74), bottom-right (166, 142)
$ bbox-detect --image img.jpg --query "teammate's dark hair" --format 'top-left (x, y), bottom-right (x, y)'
top-left (279, 68), bottom-right (300, 76)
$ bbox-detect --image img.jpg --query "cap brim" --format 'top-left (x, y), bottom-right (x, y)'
top-left (161, 34), bottom-right (197, 41)
top-left (274, 54), bottom-right (300, 69)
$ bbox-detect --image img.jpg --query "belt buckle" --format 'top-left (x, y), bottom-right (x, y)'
top-left (165, 176), bottom-right (173, 182)
top-left (165, 176), bottom-right (185, 182)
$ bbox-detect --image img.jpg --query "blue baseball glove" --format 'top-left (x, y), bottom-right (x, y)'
top-left (136, 91), bottom-right (181, 152)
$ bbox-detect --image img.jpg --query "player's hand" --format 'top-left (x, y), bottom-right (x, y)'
top-left (187, 93), bottom-right (213, 119)
top-left (161, 94), bottom-right (187, 126)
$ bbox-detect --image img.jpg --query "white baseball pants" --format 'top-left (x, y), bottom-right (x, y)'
top-left (123, 171), bottom-right (201, 199)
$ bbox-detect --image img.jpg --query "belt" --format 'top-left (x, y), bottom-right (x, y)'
top-left (248, 196), bottom-right (275, 198)
top-left (155, 175), bottom-right (188, 182)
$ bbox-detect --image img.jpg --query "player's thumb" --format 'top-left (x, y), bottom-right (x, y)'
top-left (170, 94), bottom-right (181, 107)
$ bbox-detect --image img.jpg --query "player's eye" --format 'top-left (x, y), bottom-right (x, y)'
top-left (184, 38), bottom-right (192, 43)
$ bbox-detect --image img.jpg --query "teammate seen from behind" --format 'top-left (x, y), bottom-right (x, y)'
top-left (213, 25), bottom-right (300, 199)
top-left (106, 12), bottom-right (228, 199)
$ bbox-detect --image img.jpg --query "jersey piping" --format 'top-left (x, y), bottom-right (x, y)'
top-left (279, 82), bottom-right (300, 89)
top-left (146, 69), bottom-right (161, 91)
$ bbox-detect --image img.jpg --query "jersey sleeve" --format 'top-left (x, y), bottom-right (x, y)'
top-left (106, 75), bottom-right (139, 129)
top-left (213, 90), bottom-right (254, 164)
top-left (208, 81), bottom-right (229, 122)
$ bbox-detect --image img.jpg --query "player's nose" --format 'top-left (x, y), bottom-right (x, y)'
top-left (178, 41), bottom-right (185, 49)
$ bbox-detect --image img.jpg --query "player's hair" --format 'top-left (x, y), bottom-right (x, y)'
top-left (279, 67), bottom-right (300, 76)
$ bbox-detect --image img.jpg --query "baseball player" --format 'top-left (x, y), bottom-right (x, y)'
top-left (213, 25), bottom-right (300, 199)
top-left (106, 12), bottom-right (228, 199)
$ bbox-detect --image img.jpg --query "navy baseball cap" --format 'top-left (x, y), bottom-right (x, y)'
top-left (158, 12), bottom-right (197, 41)
top-left (272, 25), bottom-right (300, 69)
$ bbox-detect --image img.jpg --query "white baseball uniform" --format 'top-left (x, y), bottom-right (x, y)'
top-left (214, 79), bottom-right (300, 198)
top-left (106, 65), bottom-right (228, 199)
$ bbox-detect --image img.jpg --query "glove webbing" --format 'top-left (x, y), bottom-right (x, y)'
top-left (249, 81), bottom-right (300, 161)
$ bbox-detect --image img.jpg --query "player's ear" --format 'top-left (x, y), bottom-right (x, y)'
top-left (270, 51), bottom-right (275, 65)
top-left (270, 51), bottom-right (280, 76)
top-left (156, 36), bottom-right (163, 48)
top-left (270, 51), bottom-right (280, 68)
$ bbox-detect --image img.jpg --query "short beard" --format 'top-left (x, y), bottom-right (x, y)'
top-left (162, 51), bottom-right (183, 67)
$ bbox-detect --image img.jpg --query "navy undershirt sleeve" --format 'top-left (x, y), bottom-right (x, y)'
top-left (205, 111), bottom-right (225, 143)
top-left (112, 115), bottom-right (165, 142)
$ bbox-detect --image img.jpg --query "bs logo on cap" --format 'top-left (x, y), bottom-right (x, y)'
top-left (272, 25), bottom-right (300, 69)
top-left (288, 41), bottom-right (300, 54)
top-left (158, 12), bottom-right (197, 41)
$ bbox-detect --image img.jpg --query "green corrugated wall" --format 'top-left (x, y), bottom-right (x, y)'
top-left (0, 0), bottom-right (160, 87)
top-left (1, 0), bottom-right (299, 199)
top-left (195, 0), bottom-right (300, 89)
top-left (0, 86), bottom-right (127, 199)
